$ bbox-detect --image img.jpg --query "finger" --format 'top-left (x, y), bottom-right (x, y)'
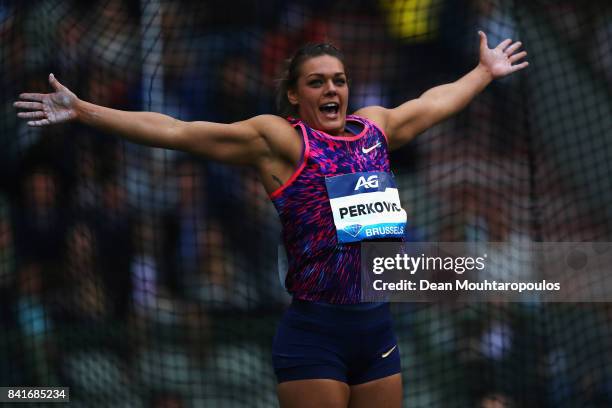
top-left (509, 51), bottom-right (527, 63)
top-left (18, 111), bottom-right (46, 119)
top-left (495, 38), bottom-right (513, 51)
top-left (504, 41), bottom-right (522, 55)
top-left (13, 101), bottom-right (44, 110)
top-left (510, 61), bottom-right (529, 72)
top-left (478, 31), bottom-right (488, 51)
top-left (18, 93), bottom-right (45, 102)
top-left (49, 73), bottom-right (63, 91)
top-left (28, 119), bottom-right (51, 127)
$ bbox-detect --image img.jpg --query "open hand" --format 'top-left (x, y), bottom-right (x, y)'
top-left (14, 73), bottom-right (78, 126)
top-left (478, 31), bottom-right (529, 79)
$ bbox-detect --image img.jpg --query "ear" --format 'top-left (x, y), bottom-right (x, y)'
top-left (287, 89), bottom-right (299, 106)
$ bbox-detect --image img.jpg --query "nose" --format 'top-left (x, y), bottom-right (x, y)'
top-left (324, 79), bottom-right (337, 95)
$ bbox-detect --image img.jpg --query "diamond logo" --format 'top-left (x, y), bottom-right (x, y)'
top-left (343, 224), bottom-right (363, 237)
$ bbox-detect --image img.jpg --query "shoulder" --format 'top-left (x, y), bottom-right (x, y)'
top-left (352, 106), bottom-right (389, 132)
top-left (246, 114), bottom-right (295, 133)
top-left (244, 114), bottom-right (299, 145)
top-left (246, 114), bottom-right (302, 162)
top-left (352, 106), bottom-right (389, 136)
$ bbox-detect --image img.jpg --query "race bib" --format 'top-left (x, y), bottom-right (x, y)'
top-left (325, 171), bottom-right (407, 243)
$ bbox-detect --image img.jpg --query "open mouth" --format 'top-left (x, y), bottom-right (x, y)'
top-left (319, 102), bottom-right (339, 118)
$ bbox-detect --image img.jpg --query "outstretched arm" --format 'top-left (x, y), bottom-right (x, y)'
top-left (14, 74), bottom-right (287, 166)
top-left (357, 31), bottom-right (529, 150)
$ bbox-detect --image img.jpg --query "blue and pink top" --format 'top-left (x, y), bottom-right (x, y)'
top-left (270, 115), bottom-right (407, 304)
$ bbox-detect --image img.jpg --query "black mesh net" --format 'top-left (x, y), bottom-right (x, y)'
top-left (1, 0), bottom-right (612, 406)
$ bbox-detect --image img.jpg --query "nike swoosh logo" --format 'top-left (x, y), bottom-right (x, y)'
top-left (381, 345), bottom-right (397, 358)
top-left (362, 142), bottom-right (381, 154)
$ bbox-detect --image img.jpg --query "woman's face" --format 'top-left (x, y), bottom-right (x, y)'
top-left (288, 55), bottom-right (349, 136)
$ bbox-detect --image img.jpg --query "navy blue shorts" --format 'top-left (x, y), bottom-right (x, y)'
top-left (272, 299), bottom-right (401, 385)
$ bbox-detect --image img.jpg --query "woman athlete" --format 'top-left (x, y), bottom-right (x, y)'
top-left (15, 31), bottom-right (527, 408)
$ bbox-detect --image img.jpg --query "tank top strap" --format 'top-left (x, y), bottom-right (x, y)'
top-left (348, 114), bottom-right (388, 145)
top-left (346, 114), bottom-right (369, 126)
top-left (286, 116), bottom-right (301, 127)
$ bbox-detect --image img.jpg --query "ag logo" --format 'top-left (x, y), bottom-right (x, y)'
top-left (354, 175), bottom-right (379, 190)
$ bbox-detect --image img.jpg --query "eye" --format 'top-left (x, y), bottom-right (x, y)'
top-left (334, 78), bottom-right (346, 86)
top-left (308, 79), bottom-right (323, 87)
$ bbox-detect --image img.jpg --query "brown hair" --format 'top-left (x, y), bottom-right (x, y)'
top-left (276, 43), bottom-right (348, 117)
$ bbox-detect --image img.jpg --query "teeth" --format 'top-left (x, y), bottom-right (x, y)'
top-left (321, 103), bottom-right (338, 108)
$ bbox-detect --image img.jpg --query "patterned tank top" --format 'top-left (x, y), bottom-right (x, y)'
top-left (270, 115), bottom-right (406, 304)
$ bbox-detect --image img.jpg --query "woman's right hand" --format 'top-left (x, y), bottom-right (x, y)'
top-left (14, 73), bottom-right (79, 126)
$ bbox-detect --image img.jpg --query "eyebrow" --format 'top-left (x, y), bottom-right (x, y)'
top-left (305, 72), bottom-right (346, 78)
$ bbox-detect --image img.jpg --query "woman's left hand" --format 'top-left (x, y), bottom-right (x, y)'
top-left (477, 31), bottom-right (529, 79)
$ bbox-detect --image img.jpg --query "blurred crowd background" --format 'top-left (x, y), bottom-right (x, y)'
top-left (1, 0), bottom-right (611, 406)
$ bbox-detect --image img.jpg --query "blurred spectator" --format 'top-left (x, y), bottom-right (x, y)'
top-left (159, 1), bottom-right (203, 121)
top-left (16, 261), bottom-right (56, 384)
top-left (0, 195), bottom-right (19, 384)
top-left (151, 392), bottom-right (184, 408)
top-left (163, 160), bottom-right (209, 298)
top-left (590, 9), bottom-right (612, 89)
top-left (214, 55), bottom-right (270, 123)
top-left (14, 166), bottom-right (66, 280)
top-left (195, 219), bottom-right (250, 308)
top-left (261, 1), bottom-right (332, 93)
top-left (71, 139), bottom-right (102, 209)
top-left (238, 172), bottom-right (286, 303)
top-left (470, 0), bottom-right (517, 52)
top-left (95, 179), bottom-right (134, 321)
top-left (379, 0), bottom-right (444, 42)
top-left (182, 301), bottom-right (212, 365)
top-left (57, 221), bottom-right (108, 325)
top-left (130, 216), bottom-right (162, 319)
top-left (479, 392), bottom-right (512, 407)
top-left (480, 320), bottom-right (513, 361)
top-left (81, 0), bottom-right (140, 82)
top-left (0, 195), bottom-right (15, 310)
